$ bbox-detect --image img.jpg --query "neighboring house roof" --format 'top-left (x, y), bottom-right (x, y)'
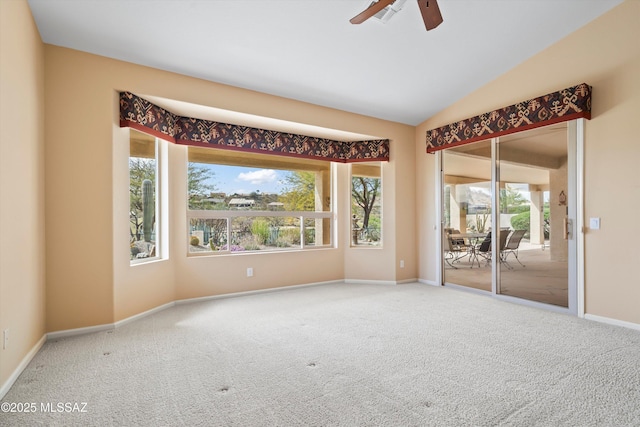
top-left (229, 198), bottom-right (255, 205)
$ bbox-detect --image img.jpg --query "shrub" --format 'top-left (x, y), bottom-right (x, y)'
top-left (278, 227), bottom-right (301, 245)
top-left (239, 236), bottom-right (261, 251)
top-left (130, 245), bottom-right (141, 257)
top-left (510, 212), bottom-right (530, 234)
top-left (275, 239), bottom-right (291, 248)
top-left (250, 219), bottom-right (270, 245)
top-left (190, 235), bottom-right (200, 246)
top-left (510, 210), bottom-right (550, 238)
top-left (304, 228), bottom-right (315, 244)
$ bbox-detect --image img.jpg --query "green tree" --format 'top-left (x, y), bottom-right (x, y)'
top-left (187, 163), bottom-right (217, 209)
top-left (352, 176), bottom-right (380, 230)
top-left (281, 171), bottom-right (315, 211)
top-left (500, 185), bottom-right (528, 214)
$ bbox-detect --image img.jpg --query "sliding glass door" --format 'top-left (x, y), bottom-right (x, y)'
top-left (442, 140), bottom-right (492, 292)
top-left (440, 122), bottom-right (579, 313)
top-left (496, 125), bottom-right (574, 308)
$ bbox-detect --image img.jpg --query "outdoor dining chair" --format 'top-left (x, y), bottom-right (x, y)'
top-left (476, 230), bottom-right (511, 268)
top-left (444, 234), bottom-right (465, 268)
top-left (500, 229), bottom-right (527, 269)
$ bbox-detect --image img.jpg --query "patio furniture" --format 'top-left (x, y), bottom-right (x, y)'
top-left (475, 232), bottom-right (492, 267)
top-left (501, 229), bottom-right (527, 269)
top-left (476, 230), bottom-right (511, 268)
top-left (449, 232), bottom-right (486, 268)
top-left (444, 234), bottom-right (466, 268)
top-left (450, 229), bottom-right (469, 249)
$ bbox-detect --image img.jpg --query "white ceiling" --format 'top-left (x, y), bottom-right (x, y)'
top-left (27, 0), bottom-right (622, 126)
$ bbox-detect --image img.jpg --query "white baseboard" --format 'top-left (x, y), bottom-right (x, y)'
top-left (47, 281), bottom-right (344, 339)
top-left (48, 302), bottom-right (177, 341)
top-left (345, 279), bottom-right (420, 285)
top-left (114, 302), bottom-right (175, 328)
top-left (4, 302), bottom-right (179, 399)
top-left (175, 280), bottom-right (344, 305)
top-left (0, 334), bottom-right (46, 400)
top-left (418, 278), bottom-right (439, 286)
top-left (344, 279), bottom-right (397, 285)
top-left (584, 313), bottom-right (640, 331)
top-left (396, 278), bottom-right (419, 284)
top-left (47, 323), bottom-right (115, 340)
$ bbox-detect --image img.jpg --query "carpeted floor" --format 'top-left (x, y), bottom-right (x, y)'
top-left (2, 283), bottom-right (639, 426)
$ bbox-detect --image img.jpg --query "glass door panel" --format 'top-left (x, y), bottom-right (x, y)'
top-left (442, 140), bottom-right (492, 292)
top-left (497, 125), bottom-right (569, 307)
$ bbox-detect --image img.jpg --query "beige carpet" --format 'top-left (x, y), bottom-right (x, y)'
top-left (1, 283), bottom-right (639, 426)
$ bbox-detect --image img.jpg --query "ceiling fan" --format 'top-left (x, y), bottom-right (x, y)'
top-left (350, 0), bottom-right (443, 31)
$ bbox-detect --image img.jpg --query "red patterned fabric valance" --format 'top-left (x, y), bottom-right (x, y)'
top-left (119, 92), bottom-right (389, 163)
top-left (426, 83), bottom-right (591, 153)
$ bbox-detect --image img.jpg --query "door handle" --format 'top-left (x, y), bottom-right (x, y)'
top-left (564, 218), bottom-right (573, 240)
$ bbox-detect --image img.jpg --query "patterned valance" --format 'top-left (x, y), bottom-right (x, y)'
top-left (119, 92), bottom-right (389, 163)
top-left (426, 83), bottom-right (591, 153)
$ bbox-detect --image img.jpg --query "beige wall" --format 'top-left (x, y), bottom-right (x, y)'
top-left (549, 160), bottom-right (568, 262)
top-left (4, 0), bottom-right (637, 397)
top-left (0, 0), bottom-right (46, 387)
top-left (416, 0), bottom-right (640, 324)
top-left (44, 44), bottom-right (416, 329)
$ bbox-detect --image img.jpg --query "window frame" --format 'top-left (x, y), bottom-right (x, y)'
top-left (186, 148), bottom-right (335, 256)
top-left (129, 130), bottom-right (165, 265)
top-left (350, 162), bottom-right (383, 248)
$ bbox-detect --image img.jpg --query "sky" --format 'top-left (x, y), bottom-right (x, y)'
top-left (200, 164), bottom-right (286, 195)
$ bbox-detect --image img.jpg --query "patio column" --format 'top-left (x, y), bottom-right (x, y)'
top-left (549, 161), bottom-right (568, 261)
top-left (449, 185), bottom-right (467, 232)
top-left (529, 187), bottom-right (544, 246)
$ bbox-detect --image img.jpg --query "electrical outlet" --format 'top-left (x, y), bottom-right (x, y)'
top-left (3, 329), bottom-right (8, 350)
top-left (247, 267), bottom-right (253, 277)
top-left (400, 260), bottom-right (405, 268)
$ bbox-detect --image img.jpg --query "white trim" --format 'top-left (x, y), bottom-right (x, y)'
top-left (175, 280), bottom-right (344, 305)
top-left (396, 278), bottom-right (419, 284)
top-left (418, 278), bottom-right (439, 286)
top-left (158, 137), bottom-right (170, 261)
top-left (46, 281), bottom-right (344, 339)
top-left (47, 323), bottom-right (114, 340)
top-left (492, 138), bottom-right (499, 295)
top-left (114, 301), bottom-right (175, 329)
top-left (435, 150), bottom-right (443, 287)
top-left (47, 302), bottom-right (176, 340)
top-left (47, 284), bottom-right (352, 342)
top-left (584, 314), bottom-right (640, 331)
top-left (567, 121), bottom-right (578, 315)
top-left (576, 119), bottom-right (586, 318)
top-left (494, 293), bottom-right (571, 315)
top-left (0, 334), bottom-right (46, 400)
top-left (344, 279), bottom-right (397, 286)
top-left (188, 209), bottom-right (333, 219)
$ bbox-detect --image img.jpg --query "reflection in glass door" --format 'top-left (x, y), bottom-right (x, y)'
top-left (440, 123), bottom-right (578, 311)
top-left (442, 140), bottom-right (492, 292)
top-left (496, 126), bottom-right (572, 307)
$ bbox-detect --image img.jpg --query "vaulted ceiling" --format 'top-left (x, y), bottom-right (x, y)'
top-left (27, 0), bottom-right (622, 125)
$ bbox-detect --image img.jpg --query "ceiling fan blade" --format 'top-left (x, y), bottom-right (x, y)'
top-left (417, 0), bottom-right (443, 31)
top-left (350, 0), bottom-right (396, 24)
